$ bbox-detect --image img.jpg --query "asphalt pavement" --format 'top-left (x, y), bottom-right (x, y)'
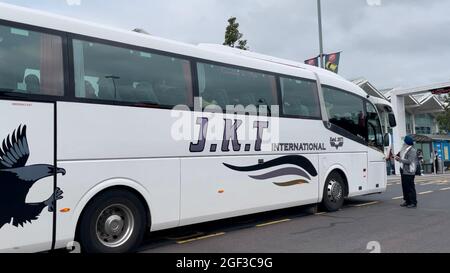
top-left (140, 174), bottom-right (450, 253)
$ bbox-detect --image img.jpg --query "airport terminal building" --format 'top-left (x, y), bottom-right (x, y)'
top-left (353, 78), bottom-right (448, 173)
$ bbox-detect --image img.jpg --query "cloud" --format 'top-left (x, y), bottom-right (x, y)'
top-left (0, 0), bottom-right (449, 89)
top-left (366, 0), bottom-right (382, 7)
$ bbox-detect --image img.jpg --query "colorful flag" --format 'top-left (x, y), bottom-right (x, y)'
top-left (324, 52), bottom-right (341, 73)
top-left (305, 56), bottom-right (319, 67)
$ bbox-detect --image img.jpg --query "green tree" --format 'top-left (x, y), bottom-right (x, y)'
top-left (223, 17), bottom-right (249, 50)
top-left (437, 95), bottom-right (450, 134)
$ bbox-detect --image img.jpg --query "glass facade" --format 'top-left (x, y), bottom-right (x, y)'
top-left (415, 114), bottom-right (436, 135)
top-left (405, 112), bottom-right (413, 134)
top-left (405, 112), bottom-right (438, 135)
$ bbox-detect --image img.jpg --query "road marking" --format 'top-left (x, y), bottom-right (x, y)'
top-left (396, 182), bottom-right (401, 185)
top-left (315, 212), bottom-right (327, 216)
top-left (418, 191), bottom-right (434, 195)
top-left (166, 232), bottom-right (205, 241)
top-left (392, 196), bottom-right (403, 200)
top-left (419, 182), bottom-right (436, 186)
top-left (176, 232), bottom-right (225, 244)
top-left (256, 219), bottom-right (291, 227)
top-left (351, 201), bottom-right (379, 207)
top-left (439, 187), bottom-right (450, 191)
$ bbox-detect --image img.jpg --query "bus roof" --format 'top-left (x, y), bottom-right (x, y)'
top-left (0, 2), bottom-right (366, 98)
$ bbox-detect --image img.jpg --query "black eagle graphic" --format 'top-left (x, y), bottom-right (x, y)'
top-left (0, 125), bottom-right (66, 229)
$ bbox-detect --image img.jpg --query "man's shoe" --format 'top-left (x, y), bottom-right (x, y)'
top-left (400, 202), bottom-right (409, 207)
top-left (407, 204), bottom-right (417, 208)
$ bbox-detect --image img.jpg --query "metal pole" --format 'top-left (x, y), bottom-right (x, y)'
top-left (317, 0), bottom-right (324, 68)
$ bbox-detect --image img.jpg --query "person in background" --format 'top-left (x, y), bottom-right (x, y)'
top-left (434, 151), bottom-right (439, 173)
top-left (416, 149), bottom-right (424, 176)
top-left (386, 148), bottom-right (394, 176)
top-left (390, 149), bottom-right (396, 175)
top-left (395, 135), bottom-right (418, 208)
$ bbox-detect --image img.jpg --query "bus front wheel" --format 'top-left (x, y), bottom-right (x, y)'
top-left (321, 172), bottom-right (345, 212)
top-left (78, 189), bottom-right (146, 253)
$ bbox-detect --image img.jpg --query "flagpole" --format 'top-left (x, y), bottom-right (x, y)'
top-left (317, 0), bottom-right (324, 68)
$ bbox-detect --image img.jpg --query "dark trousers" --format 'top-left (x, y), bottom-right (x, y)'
top-left (401, 172), bottom-right (417, 205)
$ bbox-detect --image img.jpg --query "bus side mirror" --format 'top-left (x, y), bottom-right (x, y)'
top-left (388, 113), bottom-right (397, 128)
top-left (384, 133), bottom-right (390, 147)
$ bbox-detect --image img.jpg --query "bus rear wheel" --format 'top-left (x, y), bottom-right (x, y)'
top-left (78, 189), bottom-right (146, 253)
top-left (321, 173), bottom-right (345, 212)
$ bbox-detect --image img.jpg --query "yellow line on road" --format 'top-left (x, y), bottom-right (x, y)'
top-left (418, 191), bottom-right (434, 195)
top-left (256, 219), bottom-right (291, 227)
top-left (439, 187), bottom-right (450, 191)
top-left (166, 232), bottom-right (205, 241)
top-left (392, 196), bottom-right (403, 200)
top-left (176, 232), bottom-right (225, 244)
top-left (351, 201), bottom-right (379, 207)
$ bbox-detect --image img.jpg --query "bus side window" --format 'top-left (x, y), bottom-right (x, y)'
top-left (322, 86), bottom-right (366, 141)
top-left (0, 25), bottom-right (64, 96)
top-left (72, 39), bottom-right (193, 107)
top-left (280, 77), bottom-right (320, 118)
top-left (197, 62), bottom-right (278, 114)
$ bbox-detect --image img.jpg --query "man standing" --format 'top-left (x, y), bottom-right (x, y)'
top-left (395, 135), bottom-right (418, 208)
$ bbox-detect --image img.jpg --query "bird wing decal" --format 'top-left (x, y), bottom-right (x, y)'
top-left (0, 125), bottom-right (30, 169)
top-left (11, 209), bottom-right (40, 227)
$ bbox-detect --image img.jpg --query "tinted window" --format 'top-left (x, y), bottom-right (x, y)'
top-left (280, 77), bottom-right (320, 118)
top-left (366, 102), bottom-right (384, 150)
top-left (73, 39), bottom-right (193, 107)
top-left (0, 25), bottom-right (64, 96)
top-left (197, 63), bottom-right (277, 113)
top-left (323, 86), bottom-right (366, 140)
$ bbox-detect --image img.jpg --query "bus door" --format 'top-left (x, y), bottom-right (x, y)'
top-left (366, 102), bottom-right (387, 190)
top-left (0, 100), bottom-right (60, 252)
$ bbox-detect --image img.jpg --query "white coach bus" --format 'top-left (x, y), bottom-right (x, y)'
top-left (0, 3), bottom-right (396, 253)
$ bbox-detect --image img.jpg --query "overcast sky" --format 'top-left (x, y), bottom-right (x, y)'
top-left (1, 0), bottom-right (449, 90)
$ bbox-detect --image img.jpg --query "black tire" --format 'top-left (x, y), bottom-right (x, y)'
top-left (78, 189), bottom-right (147, 253)
top-left (321, 172), bottom-right (345, 212)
